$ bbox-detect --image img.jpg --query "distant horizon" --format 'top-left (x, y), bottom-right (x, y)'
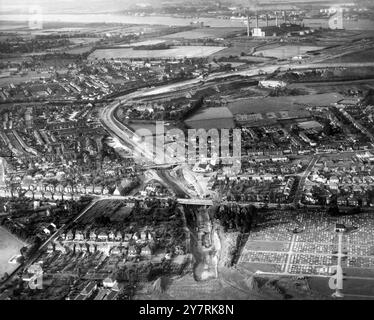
top-left (0, 0), bottom-right (364, 15)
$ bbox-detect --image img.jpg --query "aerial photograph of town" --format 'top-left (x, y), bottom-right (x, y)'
top-left (0, 0), bottom-right (374, 308)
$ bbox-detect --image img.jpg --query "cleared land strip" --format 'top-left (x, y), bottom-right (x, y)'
top-left (241, 250), bottom-right (372, 259)
top-left (255, 271), bottom-right (374, 281)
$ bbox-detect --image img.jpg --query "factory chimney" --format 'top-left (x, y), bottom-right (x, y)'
top-left (283, 10), bottom-right (287, 23)
top-left (247, 15), bottom-right (250, 37)
top-left (266, 14), bottom-right (268, 27)
top-left (275, 12), bottom-right (278, 27)
top-left (256, 13), bottom-right (258, 28)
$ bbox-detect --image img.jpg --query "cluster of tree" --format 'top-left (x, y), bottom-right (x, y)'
top-left (269, 87), bottom-right (308, 97)
top-left (215, 205), bottom-right (258, 233)
top-left (0, 39), bottom-right (72, 54)
top-left (35, 33), bottom-right (99, 39)
top-left (278, 69), bottom-right (336, 83)
top-left (133, 43), bottom-right (171, 50)
top-left (1, 218), bottom-right (33, 241)
top-left (115, 262), bottom-right (154, 283)
top-left (20, 237), bottom-right (42, 259)
top-left (314, 116), bottom-right (342, 136)
top-left (362, 89), bottom-right (374, 106)
top-left (179, 96), bottom-right (204, 121)
top-left (94, 216), bottom-right (111, 226)
top-left (327, 205), bottom-right (362, 216)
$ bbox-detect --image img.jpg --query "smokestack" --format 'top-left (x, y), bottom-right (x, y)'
top-left (283, 11), bottom-right (286, 23)
top-left (275, 13), bottom-right (278, 27)
top-left (256, 13), bottom-right (258, 28)
top-left (266, 14), bottom-right (268, 27)
top-left (247, 15), bottom-right (250, 37)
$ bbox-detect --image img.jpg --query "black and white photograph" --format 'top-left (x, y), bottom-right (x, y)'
top-left (0, 0), bottom-right (374, 308)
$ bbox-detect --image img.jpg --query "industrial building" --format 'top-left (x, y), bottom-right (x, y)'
top-left (246, 11), bottom-right (312, 38)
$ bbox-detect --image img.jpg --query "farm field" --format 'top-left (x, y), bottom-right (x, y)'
top-left (238, 56), bottom-right (273, 63)
top-left (289, 79), bottom-right (374, 95)
top-left (322, 48), bottom-right (374, 63)
top-left (227, 93), bottom-right (344, 115)
top-left (0, 226), bottom-right (25, 278)
top-left (209, 41), bottom-right (265, 60)
top-left (65, 46), bottom-right (95, 55)
top-left (119, 39), bottom-right (168, 47)
top-left (254, 45), bottom-right (324, 59)
top-left (0, 71), bottom-right (52, 86)
top-left (0, 22), bottom-right (27, 31)
top-left (88, 46), bottom-right (226, 60)
top-left (161, 27), bottom-right (243, 40)
top-left (65, 37), bottom-right (98, 45)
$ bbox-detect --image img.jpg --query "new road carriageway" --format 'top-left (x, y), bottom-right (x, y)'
top-left (98, 60), bottom-right (374, 199)
top-left (94, 195), bottom-right (296, 208)
top-left (99, 61), bottom-right (374, 168)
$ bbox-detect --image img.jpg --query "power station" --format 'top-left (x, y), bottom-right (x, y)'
top-left (245, 10), bottom-right (310, 38)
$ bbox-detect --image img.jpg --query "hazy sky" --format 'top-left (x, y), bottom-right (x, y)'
top-left (0, 0), bottom-right (138, 13)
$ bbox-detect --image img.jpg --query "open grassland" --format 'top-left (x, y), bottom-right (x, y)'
top-left (322, 48), bottom-right (374, 63)
top-left (161, 27), bottom-right (243, 40)
top-left (289, 79), bottom-right (374, 95)
top-left (227, 93), bottom-right (343, 115)
top-left (254, 45), bottom-right (324, 59)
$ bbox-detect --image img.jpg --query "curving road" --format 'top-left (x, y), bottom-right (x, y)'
top-left (100, 61), bottom-right (374, 149)
top-left (99, 60), bottom-right (374, 198)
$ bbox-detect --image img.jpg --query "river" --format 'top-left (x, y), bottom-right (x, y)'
top-left (1, 13), bottom-right (374, 30)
